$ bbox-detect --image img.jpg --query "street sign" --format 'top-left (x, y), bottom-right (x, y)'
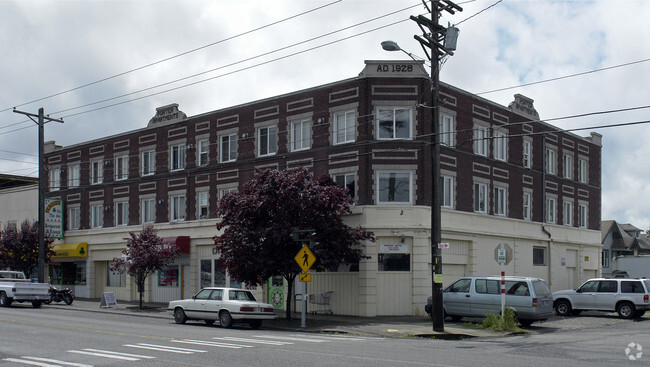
top-left (294, 244), bottom-right (316, 273)
top-left (497, 249), bottom-right (506, 264)
top-left (299, 273), bottom-right (312, 282)
top-left (494, 243), bottom-right (513, 265)
top-left (438, 243), bottom-right (450, 249)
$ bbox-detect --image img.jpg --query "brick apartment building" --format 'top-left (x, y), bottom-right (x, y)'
top-left (44, 60), bottom-right (602, 316)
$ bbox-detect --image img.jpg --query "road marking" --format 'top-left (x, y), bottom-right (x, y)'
top-left (4, 358), bottom-right (73, 367)
top-left (286, 333), bottom-right (369, 341)
top-left (172, 339), bottom-right (253, 349)
top-left (124, 343), bottom-right (207, 354)
top-left (253, 335), bottom-right (329, 342)
top-left (68, 348), bottom-right (155, 361)
top-left (212, 337), bottom-right (293, 345)
top-left (20, 357), bottom-right (93, 367)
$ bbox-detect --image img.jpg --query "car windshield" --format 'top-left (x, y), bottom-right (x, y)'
top-left (229, 290), bottom-right (256, 301)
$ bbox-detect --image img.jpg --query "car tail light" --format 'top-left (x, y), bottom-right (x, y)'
top-left (532, 298), bottom-right (538, 307)
top-left (263, 307), bottom-right (274, 313)
top-left (644, 295), bottom-right (649, 303)
top-left (240, 306), bottom-right (254, 312)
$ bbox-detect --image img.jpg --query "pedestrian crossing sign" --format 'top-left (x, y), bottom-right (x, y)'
top-left (294, 244), bottom-right (316, 272)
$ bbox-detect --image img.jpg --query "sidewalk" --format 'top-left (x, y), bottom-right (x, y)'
top-left (44, 297), bottom-right (515, 339)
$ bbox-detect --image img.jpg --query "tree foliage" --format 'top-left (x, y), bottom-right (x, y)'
top-left (214, 168), bottom-right (374, 318)
top-left (0, 220), bottom-right (54, 278)
top-left (110, 224), bottom-right (178, 307)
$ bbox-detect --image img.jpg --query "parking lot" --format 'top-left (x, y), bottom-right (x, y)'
top-left (523, 311), bottom-right (649, 334)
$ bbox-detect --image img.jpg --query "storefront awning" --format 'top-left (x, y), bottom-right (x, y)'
top-left (53, 242), bottom-right (88, 258)
top-left (161, 236), bottom-right (190, 254)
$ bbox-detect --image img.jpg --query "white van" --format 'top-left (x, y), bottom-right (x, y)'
top-left (425, 276), bottom-right (553, 326)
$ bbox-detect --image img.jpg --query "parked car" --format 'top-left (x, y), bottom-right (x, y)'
top-left (425, 276), bottom-right (553, 326)
top-left (552, 278), bottom-right (650, 319)
top-left (167, 287), bottom-right (275, 329)
top-left (0, 270), bottom-right (50, 308)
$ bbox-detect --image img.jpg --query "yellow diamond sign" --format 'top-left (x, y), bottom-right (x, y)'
top-left (294, 244), bottom-right (316, 272)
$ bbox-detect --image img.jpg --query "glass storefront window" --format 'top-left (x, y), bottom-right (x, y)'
top-left (378, 254), bottom-right (410, 271)
top-left (107, 261), bottom-right (126, 287)
top-left (200, 259), bottom-right (212, 289)
top-left (200, 258), bottom-right (243, 288)
top-left (49, 263), bottom-right (86, 285)
top-left (158, 265), bottom-right (179, 287)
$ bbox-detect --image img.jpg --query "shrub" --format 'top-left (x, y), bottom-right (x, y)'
top-left (481, 308), bottom-right (518, 331)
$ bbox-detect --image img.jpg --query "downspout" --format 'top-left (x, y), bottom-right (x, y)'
top-left (541, 134), bottom-right (553, 286)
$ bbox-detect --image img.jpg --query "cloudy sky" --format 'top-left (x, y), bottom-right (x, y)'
top-left (1, 0), bottom-right (648, 229)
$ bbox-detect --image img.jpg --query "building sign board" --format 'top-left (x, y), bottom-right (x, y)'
top-left (45, 198), bottom-right (63, 239)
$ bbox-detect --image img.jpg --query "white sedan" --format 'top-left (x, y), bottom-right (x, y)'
top-left (167, 287), bottom-right (275, 329)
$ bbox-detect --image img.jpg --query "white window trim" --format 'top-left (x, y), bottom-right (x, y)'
top-left (257, 125), bottom-right (277, 157)
top-left (376, 106), bottom-right (413, 140)
top-left (578, 157), bottom-right (588, 183)
top-left (91, 203), bottom-right (103, 228)
top-left (523, 138), bottom-right (532, 169)
top-left (197, 190), bottom-right (209, 219)
top-left (141, 149), bottom-right (155, 176)
top-left (563, 199), bottom-right (573, 226)
top-left (442, 174), bottom-right (455, 209)
top-left (546, 196), bottom-right (557, 224)
top-left (473, 181), bottom-right (488, 213)
top-left (523, 190), bottom-right (532, 221)
top-left (578, 202), bottom-right (588, 228)
top-left (494, 185), bottom-right (507, 216)
top-left (493, 129), bottom-right (507, 162)
top-left (170, 143), bottom-right (186, 171)
top-left (333, 110), bottom-right (356, 145)
top-left (473, 122), bottom-right (489, 157)
top-left (68, 164), bottom-right (80, 188)
top-left (376, 171), bottom-right (413, 205)
top-left (115, 155), bottom-right (128, 181)
top-left (68, 206), bottom-right (80, 230)
top-left (140, 196), bottom-right (155, 224)
top-left (290, 118), bottom-right (311, 152)
top-left (546, 146), bottom-right (557, 175)
top-left (440, 111), bottom-right (456, 147)
top-left (220, 133), bottom-right (237, 163)
top-left (563, 153), bottom-right (573, 179)
top-left (49, 167), bottom-right (61, 191)
top-left (115, 200), bottom-right (129, 226)
top-left (169, 193), bottom-right (186, 222)
top-left (90, 159), bottom-right (103, 185)
top-left (197, 138), bottom-right (209, 166)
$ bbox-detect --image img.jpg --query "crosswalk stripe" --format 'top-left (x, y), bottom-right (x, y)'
top-left (172, 339), bottom-right (253, 349)
top-left (253, 335), bottom-right (328, 343)
top-left (212, 337), bottom-right (293, 345)
top-left (21, 357), bottom-right (93, 367)
top-left (3, 358), bottom-right (64, 367)
top-left (124, 343), bottom-right (207, 354)
top-left (68, 349), bottom-right (154, 361)
top-left (286, 333), bottom-right (369, 341)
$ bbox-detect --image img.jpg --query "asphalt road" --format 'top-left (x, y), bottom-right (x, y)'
top-left (0, 305), bottom-right (647, 366)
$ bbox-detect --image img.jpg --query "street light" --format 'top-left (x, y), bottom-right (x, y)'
top-left (382, 40), bottom-right (444, 331)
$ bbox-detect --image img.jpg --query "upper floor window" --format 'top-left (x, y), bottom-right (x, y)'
top-left (377, 172), bottom-right (411, 204)
top-left (474, 182), bottom-right (487, 213)
top-left (523, 191), bottom-right (532, 221)
top-left (68, 164), bottom-right (80, 188)
top-left (170, 194), bottom-right (186, 221)
top-left (197, 139), bottom-right (209, 166)
top-left (545, 147), bottom-right (557, 175)
top-left (115, 201), bottom-right (128, 226)
top-left (141, 198), bottom-right (155, 224)
top-left (563, 153), bottom-right (573, 179)
top-left (563, 201), bottom-right (573, 226)
top-left (523, 139), bottom-right (532, 168)
top-left (440, 113), bottom-right (455, 147)
top-left (258, 126), bottom-right (277, 157)
top-left (91, 204), bottom-right (103, 228)
top-left (91, 160), bottom-right (103, 185)
top-left (115, 155), bottom-right (128, 181)
top-left (442, 175), bottom-right (454, 209)
top-left (578, 158), bottom-right (588, 183)
top-left (291, 119), bottom-right (311, 151)
top-left (473, 125), bottom-right (488, 156)
top-left (546, 197), bottom-right (557, 224)
top-left (170, 144), bottom-right (185, 171)
top-left (494, 186), bottom-right (507, 216)
top-left (333, 173), bottom-right (356, 200)
top-left (377, 107), bottom-right (411, 140)
top-left (141, 150), bottom-right (155, 176)
top-left (198, 191), bottom-right (209, 219)
top-left (493, 130), bottom-right (507, 161)
top-left (68, 206), bottom-right (80, 230)
top-left (220, 134), bottom-right (237, 163)
top-left (219, 187), bottom-right (237, 200)
top-left (49, 167), bottom-right (60, 191)
top-left (578, 203), bottom-right (588, 228)
top-left (334, 110), bottom-right (355, 144)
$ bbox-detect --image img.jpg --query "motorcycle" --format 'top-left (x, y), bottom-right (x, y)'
top-left (43, 285), bottom-right (74, 305)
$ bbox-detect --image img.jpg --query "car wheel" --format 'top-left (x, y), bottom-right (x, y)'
top-left (617, 302), bottom-right (636, 319)
top-left (31, 300), bottom-right (42, 308)
top-left (204, 319), bottom-right (215, 326)
top-left (174, 308), bottom-right (187, 324)
top-left (449, 315), bottom-right (463, 322)
top-left (554, 300), bottom-right (572, 316)
top-left (519, 319), bottom-right (534, 327)
top-left (249, 320), bottom-right (262, 329)
top-left (0, 292), bottom-right (12, 307)
top-left (219, 311), bottom-right (233, 328)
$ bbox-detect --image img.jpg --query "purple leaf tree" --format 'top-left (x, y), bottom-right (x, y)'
top-left (110, 224), bottom-right (178, 308)
top-left (0, 220), bottom-right (54, 279)
top-left (214, 168), bottom-right (374, 319)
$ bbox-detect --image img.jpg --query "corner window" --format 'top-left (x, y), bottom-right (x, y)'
top-left (68, 164), bottom-right (80, 188)
top-left (220, 134), bottom-right (237, 163)
top-left (170, 144), bottom-right (185, 171)
top-left (533, 247), bottom-right (546, 266)
top-left (141, 150), bottom-right (155, 176)
top-left (115, 155), bottom-right (128, 181)
top-left (334, 110), bottom-right (355, 144)
top-left (170, 194), bottom-right (186, 221)
top-left (258, 126), bottom-right (277, 156)
top-left (115, 201), bottom-right (128, 226)
top-left (377, 172), bottom-right (411, 204)
top-left (474, 182), bottom-right (487, 213)
top-left (291, 119), bottom-right (311, 151)
top-left (91, 160), bottom-right (103, 184)
top-left (197, 139), bottom-right (209, 166)
top-left (377, 107), bottom-right (411, 140)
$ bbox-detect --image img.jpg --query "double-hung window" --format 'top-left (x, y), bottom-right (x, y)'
top-left (563, 201), bottom-right (573, 226)
top-left (578, 158), bottom-right (588, 183)
top-left (493, 130), bottom-right (507, 161)
top-left (334, 110), bottom-right (355, 144)
top-left (523, 191), bottom-right (532, 221)
top-left (578, 204), bottom-right (588, 228)
top-left (170, 194), bottom-right (186, 221)
top-left (220, 134), bottom-right (237, 162)
top-left (141, 198), bottom-right (155, 224)
top-left (474, 182), bottom-right (487, 213)
top-left (440, 114), bottom-right (455, 147)
top-left (377, 172), bottom-right (411, 204)
top-left (494, 186), bottom-right (507, 216)
top-left (68, 206), bottom-right (80, 230)
top-left (291, 119), bottom-right (311, 151)
top-left (258, 126), bottom-right (277, 156)
top-left (141, 150), bottom-right (155, 176)
top-left (170, 144), bottom-right (185, 171)
top-left (91, 160), bottom-right (103, 184)
top-left (563, 154), bottom-right (573, 179)
top-left (197, 191), bottom-right (209, 219)
top-left (546, 197), bottom-right (557, 224)
top-left (91, 204), bottom-right (103, 228)
top-left (115, 201), bottom-right (128, 226)
top-left (523, 139), bottom-right (532, 168)
top-left (68, 164), bottom-right (80, 187)
top-left (197, 139), bottom-right (209, 166)
top-left (442, 175), bottom-right (454, 209)
top-left (49, 167), bottom-right (61, 191)
top-left (474, 125), bottom-right (488, 156)
top-left (115, 155), bottom-right (128, 181)
top-left (334, 173), bottom-right (356, 200)
top-left (377, 107), bottom-right (411, 140)
top-left (546, 147), bottom-right (557, 175)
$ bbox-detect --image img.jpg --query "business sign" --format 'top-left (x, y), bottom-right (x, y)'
top-left (45, 198), bottom-right (64, 239)
top-left (379, 244), bottom-right (409, 253)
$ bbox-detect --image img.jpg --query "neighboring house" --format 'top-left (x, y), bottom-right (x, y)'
top-left (602, 220), bottom-right (650, 278)
top-left (0, 174), bottom-right (38, 231)
top-left (43, 60), bottom-right (602, 316)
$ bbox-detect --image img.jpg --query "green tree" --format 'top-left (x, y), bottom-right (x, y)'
top-left (214, 168), bottom-right (374, 319)
top-left (0, 220), bottom-right (54, 278)
top-left (110, 224), bottom-right (178, 308)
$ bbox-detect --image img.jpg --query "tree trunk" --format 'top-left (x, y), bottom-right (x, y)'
top-left (137, 272), bottom-right (145, 308)
top-left (284, 273), bottom-right (297, 320)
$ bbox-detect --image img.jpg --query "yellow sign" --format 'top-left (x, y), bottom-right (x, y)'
top-left (434, 274), bottom-right (443, 284)
top-left (294, 244), bottom-right (316, 272)
top-left (52, 242), bottom-right (88, 258)
top-left (299, 273), bottom-right (312, 282)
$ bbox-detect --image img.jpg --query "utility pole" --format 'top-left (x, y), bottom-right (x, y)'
top-left (410, 0), bottom-right (462, 332)
top-left (13, 108), bottom-right (63, 283)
